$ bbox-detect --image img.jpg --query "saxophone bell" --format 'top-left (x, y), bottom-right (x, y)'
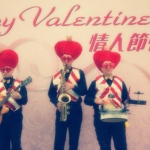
top-left (59, 93), bottom-right (71, 103)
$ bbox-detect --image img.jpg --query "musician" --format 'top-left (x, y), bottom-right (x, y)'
top-left (48, 36), bottom-right (87, 150)
top-left (84, 49), bottom-right (128, 150)
top-left (0, 49), bottom-right (28, 150)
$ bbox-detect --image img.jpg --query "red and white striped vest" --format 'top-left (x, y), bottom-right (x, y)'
top-left (0, 80), bottom-right (22, 111)
top-left (95, 75), bottom-right (123, 108)
top-left (53, 68), bottom-right (80, 101)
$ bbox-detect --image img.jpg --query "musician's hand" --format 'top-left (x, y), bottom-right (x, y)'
top-left (124, 100), bottom-right (129, 107)
top-left (11, 91), bottom-right (22, 100)
top-left (64, 82), bottom-right (74, 91)
top-left (94, 98), bottom-right (103, 105)
top-left (57, 102), bottom-right (62, 112)
top-left (94, 98), bottom-right (112, 105)
top-left (0, 94), bottom-right (5, 100)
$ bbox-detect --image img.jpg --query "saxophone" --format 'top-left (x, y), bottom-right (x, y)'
top-left (58, 65), bottom-right (71, 121)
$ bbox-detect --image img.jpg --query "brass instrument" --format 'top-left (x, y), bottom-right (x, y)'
top-left (59, 65), bottom-right (71, 121)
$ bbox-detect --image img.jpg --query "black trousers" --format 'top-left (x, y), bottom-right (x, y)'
top-left (54, 105), bottom-right (82, 150)
top-left (94, 115), bottom-right (127, 150)
top-left (0, 113), bottom-right (23, 150)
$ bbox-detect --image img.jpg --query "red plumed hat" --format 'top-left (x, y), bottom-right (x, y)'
top-left (0, 48), bottom-right (19, 68)
top-left (93, 49), bottom-right (121, 71)
top-left (54, 36), bottom-right (82, 60)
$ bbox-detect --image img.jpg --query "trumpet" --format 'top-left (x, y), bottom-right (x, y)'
top-left (58, 65), bottom-right (71, 121)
